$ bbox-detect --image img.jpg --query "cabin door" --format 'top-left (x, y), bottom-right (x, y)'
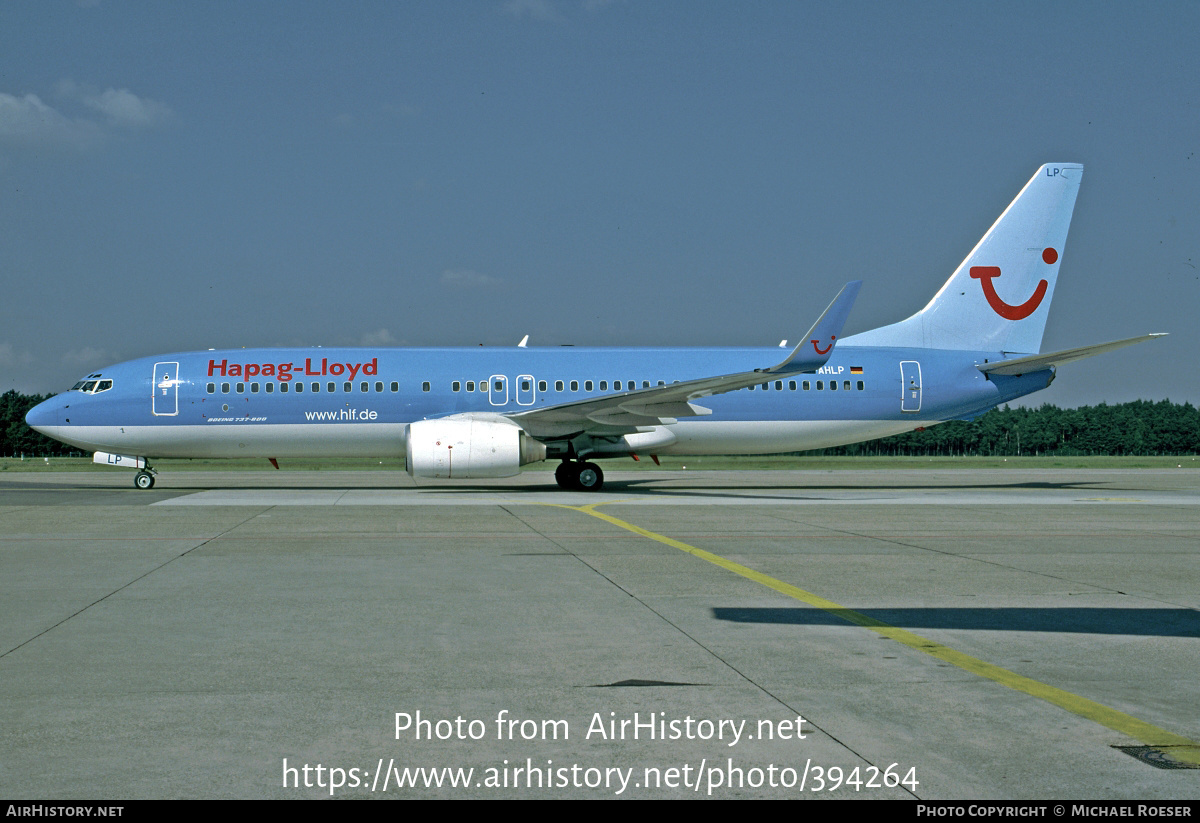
top-left (152, 361), bottom-right (180, 416)
top-left (900, 360), bottom-right (922, 413)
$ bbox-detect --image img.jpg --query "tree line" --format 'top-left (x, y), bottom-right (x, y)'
top-left (0, 391), bottom-right (82, 456)
top-left (804, 400), bottom-right (1200, 457)
top-left (2, 389), bottom-right (1199, 458)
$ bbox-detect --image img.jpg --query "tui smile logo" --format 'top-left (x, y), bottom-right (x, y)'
top-left (969, 248), bottom-right (1057, 320)
top-left (811, 336), bottom-right (835, 355)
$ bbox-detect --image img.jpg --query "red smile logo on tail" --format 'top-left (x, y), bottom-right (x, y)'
top-left (811, 336), bottom-right (835, 355)
top-left (970, 256), bottom-right (1053, 321)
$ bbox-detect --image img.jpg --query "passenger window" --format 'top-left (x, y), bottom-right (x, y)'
top-left (789, 381), bottom-right (797, 390)
top-left (294, 382), bottom-right (303, 393)
top-left (843, 381), bottom-right (851, 391)
top-left (222, 382), bottom-right (230, 393)
top-left (467, 381), bottom-right (475, 392)
top-left (280, 382), bottom-right (289, 393)
top-left (453, 381), bottom-right (461, 392)
top-left (251, 383), bottom-right (259, 393)
top-left (816, 381), bottom-right (823, 390)
top-left (857, 381), bottom-right (864, 391)
top-left (584, 380), bottom-right (592, 392)
top-left (555, 381), bottom-right (564, 392)
top-left (390, 382), bottom-right (399, 392)
top-left (538, 381), bottom-right (547, 392)
top-left (761, 383), bottom-right (768, 390)
top-left (570, 380), bottom-right (578, 392)
top-left (375, 382), bottom-right (383, 392)
top-left (361, 381), bottom-right (369, 392)
top-left (600, 381), bottom-right (608, 391)
top-left (803, 381), bottom-right (810, 390)
top-left (207, 383), bottom-right (216, 394)
top-left (775, 381), bottom-right (782, 390)
top-left (642, 381), bottom-right (650, 389)
top-left (343, 382), bottom-right (352, 392)
top-left (328, 382), bottom-right (336, 393)
top-left (421, 382), bottom-right (430, 392)
top-left (236, 382), bottom-right (245, 393)
top-left (266, 383), bottom-right (274, 393)
top-left (613, 381), bottom-right (622, 390)
top-left (311, 382), bottom-right (320, 392)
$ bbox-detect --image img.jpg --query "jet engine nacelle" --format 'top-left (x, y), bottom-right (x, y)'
top-left (405, 416), bottom-right (547, 479)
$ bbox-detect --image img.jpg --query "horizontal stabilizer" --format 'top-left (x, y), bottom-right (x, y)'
top-left (978, 334), bottom-right (1167, 376)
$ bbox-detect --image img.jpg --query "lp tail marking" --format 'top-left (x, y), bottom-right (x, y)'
top-left (970, 267), bottom-right (1048, 321)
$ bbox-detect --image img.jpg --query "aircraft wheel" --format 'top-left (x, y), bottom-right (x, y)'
top-left (554, 462), bottom-right (578, 490)
top-left (134, 471), bottom-right (155, 490)
top-left (576, 462), bottom-right (604, 492)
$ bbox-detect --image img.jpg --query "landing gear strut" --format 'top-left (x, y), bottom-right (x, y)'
top-left (554, 460), bottom-right (604, 492)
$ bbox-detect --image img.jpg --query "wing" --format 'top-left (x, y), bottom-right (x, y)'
top-left (508, 281), bottom-right (862, 439)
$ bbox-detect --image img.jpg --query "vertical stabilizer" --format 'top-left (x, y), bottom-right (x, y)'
top-left (845, 163), bottom-right (1083, 353)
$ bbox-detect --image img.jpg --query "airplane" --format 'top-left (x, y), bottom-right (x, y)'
top-left (25, 163), bottom-right (1164, 492)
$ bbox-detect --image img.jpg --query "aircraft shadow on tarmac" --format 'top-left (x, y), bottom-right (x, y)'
top-left (0, 475), bottom-right (1154, 502)
top-left (712, 607), bottom-right (1200, 638)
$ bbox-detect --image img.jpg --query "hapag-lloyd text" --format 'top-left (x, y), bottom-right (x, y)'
top-left (208, 357), bottom-right (379, 382)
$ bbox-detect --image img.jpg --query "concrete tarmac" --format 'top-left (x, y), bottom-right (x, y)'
top-left (1, 468), bottom-right (1198, 799)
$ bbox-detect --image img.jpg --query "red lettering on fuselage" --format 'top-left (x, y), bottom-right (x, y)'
top-left (208, 357), bottom-right (378, 383)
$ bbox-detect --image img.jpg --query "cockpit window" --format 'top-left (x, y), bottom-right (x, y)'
top-left (71, 378), bottom-right (114, 394)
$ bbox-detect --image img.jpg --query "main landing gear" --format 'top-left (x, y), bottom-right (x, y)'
top-left (554, 460), bottom-right (604, 492)
top-left (134, 467), bottom-right (157, 489)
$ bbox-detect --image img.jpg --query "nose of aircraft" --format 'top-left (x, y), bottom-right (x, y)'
top-left (24, 397), bottom-right (60, 433)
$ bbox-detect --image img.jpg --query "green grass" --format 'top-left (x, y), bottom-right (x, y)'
top-left (2, 454), bottom-right (1196, 473)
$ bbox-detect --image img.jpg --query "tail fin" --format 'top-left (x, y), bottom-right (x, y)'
top-left (846, 163), bottom-right (1083, 354)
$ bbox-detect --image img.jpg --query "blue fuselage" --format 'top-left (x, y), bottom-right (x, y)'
top-left (26, 345), bottom-right (1051, 460)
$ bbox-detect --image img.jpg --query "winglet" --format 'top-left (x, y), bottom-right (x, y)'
top-left (769, 280), bottom-right (862, 374)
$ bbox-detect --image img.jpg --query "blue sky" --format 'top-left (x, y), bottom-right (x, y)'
top-left (2, 1), bottom-right (1197, 408)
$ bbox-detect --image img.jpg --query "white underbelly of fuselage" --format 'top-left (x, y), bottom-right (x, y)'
top-left (41, 417), bottom-right (936, 461)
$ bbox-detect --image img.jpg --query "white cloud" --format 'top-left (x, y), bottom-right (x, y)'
top-left (82, 87), bottom-right (171, 128)
top-left (0, 93), bottom-right (101, 148)
top-left (62, 347), bottom-right (117, 369)
top-left (502, 0), bottom-right (563, 21)
top-left (0, 82), bottom-right (170, 150)
top-left (359, 329), bottom-right (398, 347)
top-left (440, 269), bottom-right (505, 289)
top-left (0, 342), bottom-right (34, 369)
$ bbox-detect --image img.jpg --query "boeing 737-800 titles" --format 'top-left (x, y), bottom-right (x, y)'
top-left (25, 164), bottom-right (1163, 490)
